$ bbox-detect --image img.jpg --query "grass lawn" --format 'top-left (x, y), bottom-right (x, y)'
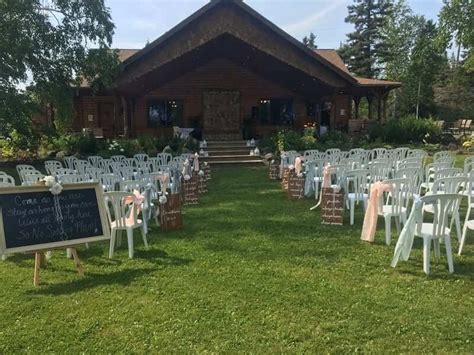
top-left (0, 166), bottom-right (473, 353)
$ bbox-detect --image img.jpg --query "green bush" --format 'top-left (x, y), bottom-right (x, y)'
top-left (368, 115), bottom-right (442, 145)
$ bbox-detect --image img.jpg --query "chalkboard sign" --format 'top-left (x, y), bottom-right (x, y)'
top-left (0, 183), bottom-right (110, 253)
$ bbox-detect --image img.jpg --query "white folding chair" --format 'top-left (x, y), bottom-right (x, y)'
top-left (63, 156), bottom-right (78, 170)
top-left (111, 155), bottom-right (126, 163)
top-left (45, 160), bottom-right (63, 175)
top-left (88, 156), bottom-right (104, 168)
top-left (58, 174), bottom-right (82, 184)
top-left (74, 160), bottom-right (92, 174)
top-left (416, 194), bottom-right (463, 274)
top-left (100, 174), bottom-right (120, 192)
top-left (23, 171), bottom-right (44, 186)
top-left (425, 176), bottom-right (466, 242)
top-left (344, 169), bottom-right (369, 225)
top-left (134, 154), bottom-right (149, 163)
top-left (0, 175), bottom-right (16, 187)
top-left (379, 178), bottom-right (410, 245)
top-left (86, 168), bottom-right (103, 182)
top-left (104, 192), bottom-right (148, 259)
top-left (156, 153), bottom-right (172, 166)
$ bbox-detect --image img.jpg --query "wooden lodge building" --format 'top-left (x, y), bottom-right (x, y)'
top-left (73, 0), bottom-right (401, 140)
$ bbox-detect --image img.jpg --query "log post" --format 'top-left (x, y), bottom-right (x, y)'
top-left (353, 96), bottom-right (361, 120)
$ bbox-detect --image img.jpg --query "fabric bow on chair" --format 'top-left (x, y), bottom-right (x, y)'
top-left (360, 181), bottom-right (393, 242)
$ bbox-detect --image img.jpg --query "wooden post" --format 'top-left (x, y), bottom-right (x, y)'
top-left (353, 96), bottom-right (361, 120)
top-left (367, 94), bottom-right (374, 121)
top-left (70, 248), bottom-right (84, 277)
top-left (377, 93), bottom-right (382, 121)
top-left (121, 96), bottom-right (128, 138)
top-left (33, 252), bottom-right (42, 287)
top-left (382, 93), bottom-right (388, 122)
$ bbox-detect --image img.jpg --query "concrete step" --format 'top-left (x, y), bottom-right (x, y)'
top-left (207, 149), bottom-right (253, 156)
top-left (202, 154), bottom-right (262, 162)
top-left (207, 159), bottom-right (265, 166)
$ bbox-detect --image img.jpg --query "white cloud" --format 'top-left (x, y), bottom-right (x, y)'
top-left (282, 0), bottom-right (347, 34)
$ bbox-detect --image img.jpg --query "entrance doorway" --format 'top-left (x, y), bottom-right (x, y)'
top-left (202, 91), bottom-right (241, 140)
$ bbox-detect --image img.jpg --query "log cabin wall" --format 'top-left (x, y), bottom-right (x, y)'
top-left (132, 57), bottom-right (310, 138)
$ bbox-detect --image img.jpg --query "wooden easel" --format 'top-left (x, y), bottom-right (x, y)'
top-left (33, 247), bottom-right (84, 287)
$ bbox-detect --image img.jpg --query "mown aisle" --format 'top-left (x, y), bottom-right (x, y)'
top-left (0, 166), bottom-right (472, 353)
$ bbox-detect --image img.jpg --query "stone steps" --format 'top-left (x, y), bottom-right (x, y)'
top-left (202, 140), bottom-right (263, 165)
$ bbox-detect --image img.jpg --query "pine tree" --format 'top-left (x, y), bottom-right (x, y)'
top-left (341, 0), bottom-right (393, 78)
top-left (302, 32), bottom-right (317, 50)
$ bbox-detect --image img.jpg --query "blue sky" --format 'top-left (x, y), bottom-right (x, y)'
top-left (106, 0), bottom-right (444, 50)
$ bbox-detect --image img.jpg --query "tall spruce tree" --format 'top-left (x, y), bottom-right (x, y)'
top-left (302, 32), bottom-right (317, 50)
top-left (340, 0), bottom-right (393, 78)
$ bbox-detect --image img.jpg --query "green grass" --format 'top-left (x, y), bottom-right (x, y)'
top-left (0, 166), bottom-right (473, 353)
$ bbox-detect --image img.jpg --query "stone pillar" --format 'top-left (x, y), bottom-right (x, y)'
top-left (121, 96), bottom-right (128, 138)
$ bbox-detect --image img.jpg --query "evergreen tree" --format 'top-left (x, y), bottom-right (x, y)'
top-left (302, 32), bottom-right (317, 50)
top-left (399, 18), bottom-right (446, 116)
top-left (341, 0), bottom-right (393, 78)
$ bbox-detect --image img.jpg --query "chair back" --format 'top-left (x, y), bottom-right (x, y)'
top-left (118, 166), bottom-right (139, 181)
top-left (104, 192), bottom-right (138, 228)
top-left (74, 159), bottom-right (92, 174)
top-left (430, 176), bottom-right (466, 194)
top-left (22, 171), bottom-right (44, 186)
top-left (100, 174), bottom-right (119, 192)
top-left (395, 167), bottom-right (423, 197)
top-left (433, 151), bottom-right (452, 161)
top-left (156, 153), bottom-right (172, 166)
top-left (371, 148), bottom-right (387, 161)
top-left (99, 158), bottom-right (114, 172)
top-left (0, 174), bottom-right (16, 187)
top-left (86, 168), bottom-right (103, 182)
top-left (16, 164), bottom-right (36, 178)
top-left (136, 161), bottom-right (151, 175)
top-left (394, 147), bottom-right (410, 161)
top-left (370, 162), bottom-right (391, 182)
top-left (58, 174), bottom-right (82, 184)
top-left (303, 150), bottom-right (319, 160)
top-left (55, 168), bottom-right (76, 176)
top-left (344, 169), bottom-right (369, 201)
top-left (419, 194), bottom-right (463, 238)
top-left (45, 160), bottom-right (63, 175)
top-left (435, 168), bottom-right (463, 179)
top-left (134, 154), bottom-right (149, 162)
top-left (63, 156), bottom-right (78, 169)
top-left (111, 155), bottom-right (126, 162)
top-left (407, 149), bottom-right (427, 160)
top-left (123, 158), bottom-right (137, 167)
top-left (463, 156), bottom-right (474, 174)
top-left (120, 179), bottom-right (147, 193)
top-left (88, 156), bottom-right (103, 168)
top-left (382, 178), bottom-right (410, 216)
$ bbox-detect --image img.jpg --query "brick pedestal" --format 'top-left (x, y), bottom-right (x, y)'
top-left (269, 163), bottom-right (279, 180)
top-left (288, 174), bottom-right (305, 200)
top-left (183, 176), bottom-right (199, 205)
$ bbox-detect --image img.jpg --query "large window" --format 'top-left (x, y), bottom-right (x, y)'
top-left (258, 99), bottom-right (294, 125)
top-left (147, 100), bottom-right (183, 127)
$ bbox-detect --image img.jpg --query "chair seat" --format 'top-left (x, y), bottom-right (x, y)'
top-left (416, 223), bottom-right (450, 239)
top-left (111, 219), bottom-right (143, 229)
top-left (347, 192), bottom-right (368, 201)
top-left (379, 205), bottom-right (407, 217)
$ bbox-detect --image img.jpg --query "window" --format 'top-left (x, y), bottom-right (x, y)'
top-left (258, 99), bottom-right (293, 125)
top-left (147, 100), bottom-right (183, 127)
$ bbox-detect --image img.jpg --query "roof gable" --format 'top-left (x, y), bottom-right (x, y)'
top-left (117, 0), bottom-right (358, 90)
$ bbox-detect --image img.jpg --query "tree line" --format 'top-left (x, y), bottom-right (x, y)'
top-left (303, 0), bottom-right (473, 121)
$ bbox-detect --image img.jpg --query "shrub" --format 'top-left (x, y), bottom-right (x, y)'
top-left (368, 115), bottom-right (442, 145)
